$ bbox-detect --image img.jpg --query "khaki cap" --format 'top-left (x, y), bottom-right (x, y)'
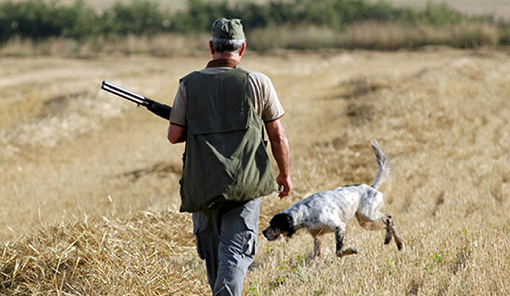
top-left (211, 18), bottom-right (245, 40)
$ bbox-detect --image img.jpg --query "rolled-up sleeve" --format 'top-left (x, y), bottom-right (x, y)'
top-left (248, 72), bottom-right (285, 122)
top-left (169, 82), bottom-right (187, 126)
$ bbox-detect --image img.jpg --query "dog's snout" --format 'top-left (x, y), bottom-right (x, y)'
top-left (263, 227), bottom-right (279, 241)
top-left (262, 227), bottom-right (271, 239)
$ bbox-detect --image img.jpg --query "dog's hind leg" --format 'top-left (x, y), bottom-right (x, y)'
top-left (355, 212), bottom-right (386, 231)
top-left (384, 216), bottom-right (394, 245)
top-left (385, 216), bottom-right (404, 251)
top-left (356, 191), bottom-right (403, 249)
top-left (356, 212), bottom-right (404, 251)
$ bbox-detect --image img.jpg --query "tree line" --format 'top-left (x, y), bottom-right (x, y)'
top-left (0, 0), bottom-right (505, 47)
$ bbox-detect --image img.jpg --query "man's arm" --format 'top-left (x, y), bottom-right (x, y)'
top-left (168, 82), bottom-right (187, 144)
top-left (265, 119), bottom-right (292, 198)
top-left (167, 123), bottom-right (186, 144)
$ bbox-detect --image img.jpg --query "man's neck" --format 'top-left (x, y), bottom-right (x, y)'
top-left (212, 52), bottom-right (242, 62)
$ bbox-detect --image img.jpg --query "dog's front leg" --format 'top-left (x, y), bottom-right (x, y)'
top-left (308, 229), bottom-right (323, 258)
top-left (313, 237), bottom-right (322, 257)
top-left (335, 227), bottom-right (357, 257)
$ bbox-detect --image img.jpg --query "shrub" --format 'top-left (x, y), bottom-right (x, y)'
top-left (170, 0), bottom-right (232, 34)
top-left (0, 0), bottom-right (99, 42)
top-left (0, 0), bottom-right (507, 50)
top-left (423, 1), bottom-right (463, 25)
top-left (100, 0), bottom-right (168, 36)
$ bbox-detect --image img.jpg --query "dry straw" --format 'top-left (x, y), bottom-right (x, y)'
top-left (1, 49), bottom-right (510, 295)
top-left (1, 209), bottom-right (207, 295)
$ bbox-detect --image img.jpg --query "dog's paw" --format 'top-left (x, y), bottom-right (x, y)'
top-left (337, 248), bottom-right (358, 258)
top-left (397, 241), bottom-right (405, 251)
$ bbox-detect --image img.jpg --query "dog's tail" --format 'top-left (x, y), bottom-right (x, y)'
top-left (371, 139), bottom-right (391, 190)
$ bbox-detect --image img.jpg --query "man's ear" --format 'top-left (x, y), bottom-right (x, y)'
top-left (239, 42), bottom-right (246, 57)
top-left (209, 40), bottom-right (215, 55)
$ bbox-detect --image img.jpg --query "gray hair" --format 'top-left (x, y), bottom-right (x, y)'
top-left (210, 36), bottom-right (246, 54)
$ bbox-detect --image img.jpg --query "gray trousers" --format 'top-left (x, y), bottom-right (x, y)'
top-left (192, 198), bottom-right (260, 296)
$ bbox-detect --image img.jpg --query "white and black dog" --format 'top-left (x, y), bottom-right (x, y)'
top-left (263, 140), bottom-right (404, 257)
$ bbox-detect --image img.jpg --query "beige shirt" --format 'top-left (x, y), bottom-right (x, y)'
top-left (169, 67), bottom-right (285, 126)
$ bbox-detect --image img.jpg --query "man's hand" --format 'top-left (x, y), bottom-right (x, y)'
top-left (276, 174), bottom-right (292, 198)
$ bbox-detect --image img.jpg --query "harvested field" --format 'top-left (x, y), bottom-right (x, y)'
top-left (1, 47), bottom-right (509, 295)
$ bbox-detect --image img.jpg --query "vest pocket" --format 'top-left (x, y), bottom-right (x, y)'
top-left (188, 110), bottom-right (249, 135)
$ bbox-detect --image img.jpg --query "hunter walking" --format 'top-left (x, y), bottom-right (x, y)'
top-left (167, 18), bottom-right (292, 296)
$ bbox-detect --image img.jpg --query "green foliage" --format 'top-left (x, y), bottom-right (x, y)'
top-left (497, 22), bottom-right (510, 45)
top-left (0, 0), bottom-right (507, 49)
top-left (268, 275), bottom-right (285, 288)
top-left (101, 0), bottom-right (168, 36)
top-left (170, 0), bottom-right (232, 33)
top-left (423, 1), bottom-right (463, 25)
top-left (0, 0), bottom-right (99, 41)
top-left (246, 281), bottom-right (268, 295)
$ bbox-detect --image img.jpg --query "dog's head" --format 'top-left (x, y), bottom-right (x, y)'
top-left (263, 213), bottom-right (295, 241)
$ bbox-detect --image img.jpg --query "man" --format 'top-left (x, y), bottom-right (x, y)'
top-left (167, 18), bottom-right (292, 296)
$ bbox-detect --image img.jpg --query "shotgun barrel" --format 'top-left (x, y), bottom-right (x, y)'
top-left (101, 80), bottom-right (171, 120)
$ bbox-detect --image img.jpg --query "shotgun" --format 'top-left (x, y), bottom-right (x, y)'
top-left (101, 80), bottom-right (171, 120)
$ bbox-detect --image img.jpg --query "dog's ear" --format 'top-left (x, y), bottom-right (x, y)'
top-left (271, 213), bottom-right (295, 237)
top-left (270, 213), bottom-right (285, 227)
top-left (285, 214), bottom-right (296, 237)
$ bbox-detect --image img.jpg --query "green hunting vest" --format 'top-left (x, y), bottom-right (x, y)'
top-left (179, 66), bottom-right (277, 212)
